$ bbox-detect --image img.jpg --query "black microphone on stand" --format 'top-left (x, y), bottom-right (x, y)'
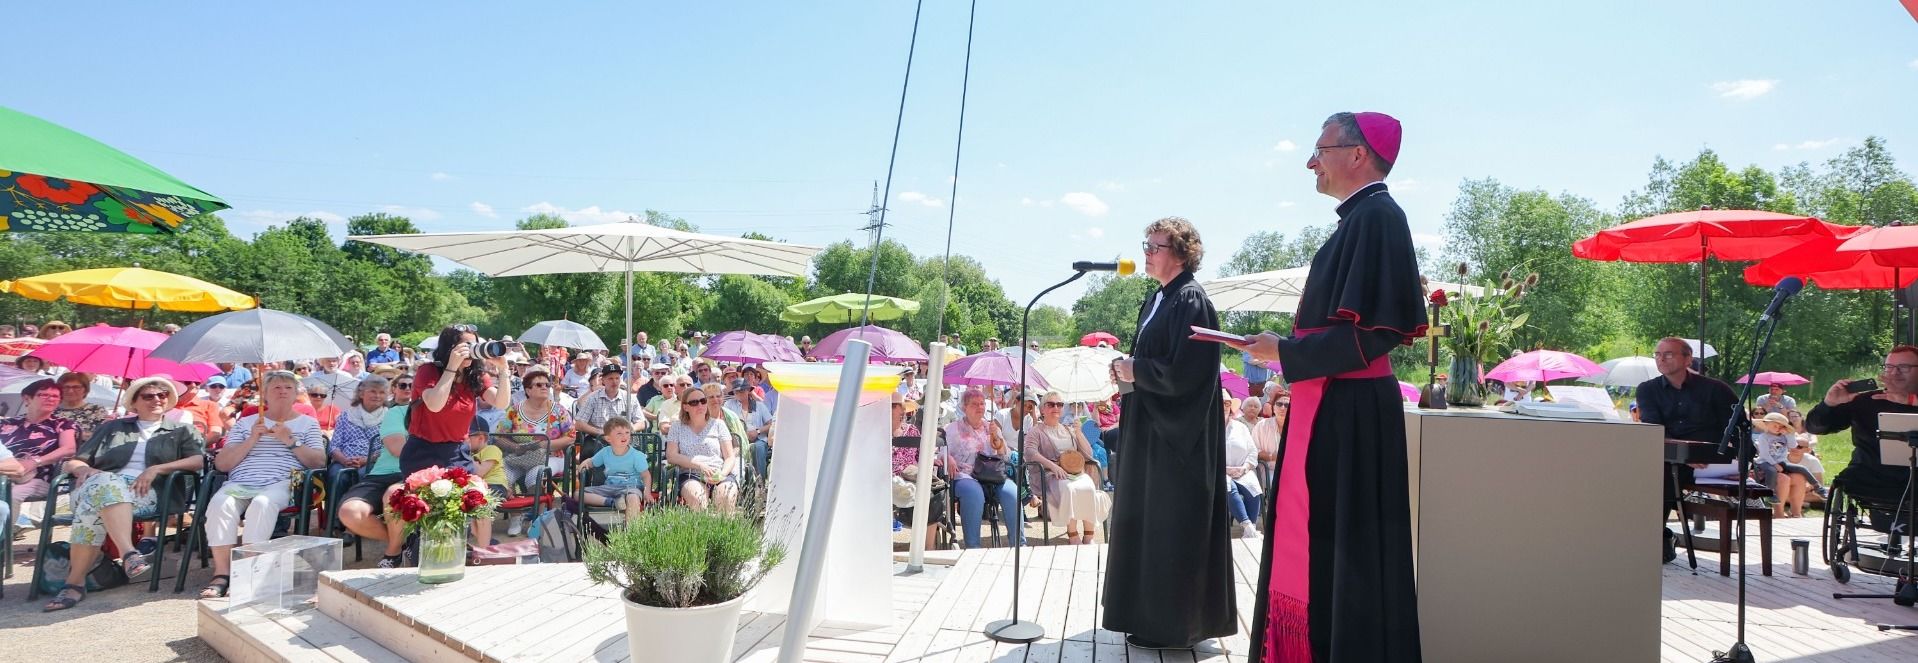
top-left (1072, 259), bottom-right (1138, 275)
top-left (1709, 274), bottom-right (1803, 663)
top-left (1759, 276), bottom-right (1804, 322)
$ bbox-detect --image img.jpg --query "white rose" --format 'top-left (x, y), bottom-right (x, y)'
top-left (430, 479), bottom-right (455, 497)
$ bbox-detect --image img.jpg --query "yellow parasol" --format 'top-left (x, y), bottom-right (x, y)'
top-left (0, 266), bottom-right (256, 312)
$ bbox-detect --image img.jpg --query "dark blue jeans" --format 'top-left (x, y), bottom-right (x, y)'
top-left (1227, 481), bottom-right (1261, 525)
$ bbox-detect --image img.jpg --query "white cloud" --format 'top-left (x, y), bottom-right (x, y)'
top-left (231, 209), bottom-right (348, 227)
top-left (429, 172), bottom-right (456, 182)
top-left (469, 202), bottom-right (498, 218)
top-left (1272, 139), bottom-right (1297, 152)
top-left (1278, 201), bottom-right (1297, 209)
top-left (1773, 138), bottom-right (1841, 151)
top-left (1711, 79), bottom-right (1777, 100)
top-left (522, 202), bottom-right (643, 225)
top-left (1060, 192), bottom-right (1109, 217)
top-left (1909, 58), bottom-right (1918, 70)
top-left (1019, 197), bottom-right (1036, 206)
top-left (1098, 181), bottom-right (1125, 192)
top-left (377, 204), bottom-right (442, 221)
top-left (1411, 232), bottom-right (1444, 248)
top-left (897, 191), bottom-right (945, 207)
top-left (1086, 227), bottom-right (1106, 239)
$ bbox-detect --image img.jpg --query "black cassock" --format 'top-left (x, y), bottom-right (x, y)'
top-left (1251, 182), bottom-right (1427, 662)
top-left (1101, 269), bottom-right (1236, 646)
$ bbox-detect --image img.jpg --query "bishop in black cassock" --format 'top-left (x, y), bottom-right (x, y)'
top-left (1104, 217), bottom-right (1236, 650)
top-left (1241, 112), bottom-right (1426, 662)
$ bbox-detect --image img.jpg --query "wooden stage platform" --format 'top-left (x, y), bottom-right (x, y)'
top-left (199, 516), bottom-right (1918, 662)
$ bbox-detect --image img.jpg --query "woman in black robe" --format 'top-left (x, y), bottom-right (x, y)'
top-left (1104, 217), bottom-right (1236, 649)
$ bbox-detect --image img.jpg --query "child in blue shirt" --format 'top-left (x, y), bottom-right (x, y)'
top-left (580, 417), bottom-right (655, 521)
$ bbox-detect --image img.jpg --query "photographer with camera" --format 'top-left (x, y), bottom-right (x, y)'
top-left (402, 325), bottom-right (511, 474)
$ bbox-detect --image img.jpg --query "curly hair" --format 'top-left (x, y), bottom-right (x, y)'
top-left (1145, 216), bottom-right (1205, 273)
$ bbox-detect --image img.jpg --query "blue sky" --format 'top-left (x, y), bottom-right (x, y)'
top-left (9, 3), bottom-right (1917, 303)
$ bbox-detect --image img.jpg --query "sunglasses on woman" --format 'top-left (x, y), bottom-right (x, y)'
top-left (137, 391), bottom-right (171, 402)
top-left (526, 382), bottom-right (550, 388)
top-left (683, 397), bottom-right (708, 407)
top-left (1043, 402), bottom-right (1065, 408)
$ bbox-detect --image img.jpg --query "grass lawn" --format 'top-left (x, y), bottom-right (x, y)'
top-left (1816, 432), bottom-right (1853, 481)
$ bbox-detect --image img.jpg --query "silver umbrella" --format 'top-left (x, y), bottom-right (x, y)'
top-left (519, 319), bottom-right (608, 352)
top-left (149, 308), bottom-right (354, 365)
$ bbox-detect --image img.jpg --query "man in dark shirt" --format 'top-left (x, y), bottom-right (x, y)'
top-left (1805, 345), bottom-right (1918, 501)
top-left (1635, 337), bottom-right (1738, 563)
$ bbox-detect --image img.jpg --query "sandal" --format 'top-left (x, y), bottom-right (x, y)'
top-left (122, 550), bottom-right (152, 580)
top-left (199, 575), bottom-right (231, 599)
top-left (42, 584), bottom-right (85, 612)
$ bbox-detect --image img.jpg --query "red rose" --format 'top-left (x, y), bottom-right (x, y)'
top-left (444, 466), bottom-right (472, 487)
top-left (1429, 290), bottom-right (1449, 307)
top-left (397, 495), bottom-right (430, 522)
top-left (460, 489), bottom-right (487, 513)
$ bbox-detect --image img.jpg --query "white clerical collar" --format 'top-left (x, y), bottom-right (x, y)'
top-left (1337, 181), bottom-right (1387, 207)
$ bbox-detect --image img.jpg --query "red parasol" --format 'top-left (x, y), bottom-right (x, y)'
top-left (1742, 227), bottom-right (1897, 290)
top-left (1573, 208), bottom-right (1854, 372)
top-left (1080, 331), bottom-right (1120, 348)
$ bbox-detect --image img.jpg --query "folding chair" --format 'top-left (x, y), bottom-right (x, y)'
top-left (28, 466), bottom-right (203, 599)
top-left (491, 432), bottom-right (557, 534)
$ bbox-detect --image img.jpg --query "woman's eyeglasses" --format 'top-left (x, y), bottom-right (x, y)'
top-left (395, 382), bottom-right (413, 389)
top-left (1043, 402), bottom-right (1065, 409)
top-left (137, 391), bottom-right (170, 402)
top-left (526, 382), bottom-right (550, 389)
top-left (1141, 241), bottom-right (1171, 255)
top-left (682, 397), bottom-right (708, 407)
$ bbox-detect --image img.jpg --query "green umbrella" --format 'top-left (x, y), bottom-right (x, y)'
top-left (0, 106), bottom-right (227, 234)
top-left (781, 292), bottom-right (921, 324)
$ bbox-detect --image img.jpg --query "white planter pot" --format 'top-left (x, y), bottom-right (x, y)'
top-left (622, 589), bottom-right (754, 663)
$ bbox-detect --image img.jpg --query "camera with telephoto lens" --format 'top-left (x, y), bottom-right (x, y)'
top-left (473, 339), bottom-right (510, 361)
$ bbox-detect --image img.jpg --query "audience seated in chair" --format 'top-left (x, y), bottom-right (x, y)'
top-left (43, 376), bottom-right (206, 612)
top-left (666, 391), bottom-right (738, 513)
top-left (942, 389), bottom-right (1023, 548)
top-left (3, 379), bottom-right (77, 532)
top-left (201, 370), bottom-right (325, 599)
top-left (579, 417), bottom-right (655, 522)
top-left (1025, 391), bottom-right (1110, 544)
top-left (336, 373), bottom-right (414, 568)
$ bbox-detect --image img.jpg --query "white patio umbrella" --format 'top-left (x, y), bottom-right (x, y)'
top-left (519, 319), bottom-right (607, 352)
top-left (1580, 356), bottom-right (1661, 387)
top-left (1202, 266), bottom-right (1485, 313)
top-left (1030, 346), bottom-right (1125, 402)
top-left (350, 220), bottom-right (822, 369)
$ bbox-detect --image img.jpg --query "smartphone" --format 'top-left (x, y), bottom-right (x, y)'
top-left (1846, 378), bottom-right (1881, 394)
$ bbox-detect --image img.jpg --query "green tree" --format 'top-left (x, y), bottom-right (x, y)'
top-left (1441, 179), bottom-right (1618, 353)
top-left (697, 274), bottom-right (794, 334)
top-left (1216, 225), bottom-right (1332, 336)
top-left (1070, 275), bottom-right (1159, 348)
top-left (1026, 305), bottom-right (1075, 347)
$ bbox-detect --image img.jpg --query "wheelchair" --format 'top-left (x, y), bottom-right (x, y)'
top-left (1820, 472), bottom-right (1918, 608)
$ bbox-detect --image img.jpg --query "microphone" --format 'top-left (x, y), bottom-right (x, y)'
top-left (1760, 276), bottom-right (1804, 321)
top-left (1072, 259), bottom-right (1137, 275)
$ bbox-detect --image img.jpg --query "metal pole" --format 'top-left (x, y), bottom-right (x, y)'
top-left (908, 342), bottom-right (948, 570)
top-left (776, 340), bottom-right (874, 663)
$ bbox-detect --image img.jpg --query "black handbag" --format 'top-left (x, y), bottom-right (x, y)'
top-left (973, 452), bottom-right (1008, 485)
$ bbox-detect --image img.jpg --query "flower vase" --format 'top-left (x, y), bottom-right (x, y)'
top-left (1445, 356), bottom-right (1488, 407)
top-left (417, 523), bottom-right (467, 584)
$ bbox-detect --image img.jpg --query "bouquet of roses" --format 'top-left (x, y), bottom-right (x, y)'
top-left (387, 465), bottom-right (499, 535)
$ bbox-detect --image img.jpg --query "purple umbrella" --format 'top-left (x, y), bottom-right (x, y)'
top-left (813, 325), bottom-right (927, 363)
top-left (1484, 349), bottom-right (1603, 384)
top-left (702, 331), bottom-right (805, 364)
top-left (943, 351), bottom-right (1051, 391)
top-left (1221, 370), bottom-right (1250, 398)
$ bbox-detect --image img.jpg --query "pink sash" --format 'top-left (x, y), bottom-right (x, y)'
top-left (1265, 327), bottom-right (1394, 662)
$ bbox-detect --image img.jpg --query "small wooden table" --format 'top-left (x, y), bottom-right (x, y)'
top-left (1682, 480), bottom-right (1774, 577)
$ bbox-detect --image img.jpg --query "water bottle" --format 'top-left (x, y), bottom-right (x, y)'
top-left (1791, 538), bottom-right (1810, 576)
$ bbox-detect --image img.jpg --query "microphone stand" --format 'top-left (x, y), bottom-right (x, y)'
top-left (1708, 301), bottom-right (1788, 663)
top-left (983, 269), bottom-right (1088, 644)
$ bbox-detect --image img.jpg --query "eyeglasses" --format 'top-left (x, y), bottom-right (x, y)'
top-left (453, 324), bottom-right (478, 333)
top-left (526, 382), bottom-right (550, 388)
top-left (136, 391), bottom-right (170, 402)
top-left (1141, 241), bottom-right (1171, 255)
top-left (60, 384), bottom-right (86, 391)
top-left (1043, 402), bottom-right (1065, 409)
top-left (208, 384), bottom-right (227, 389)
top-left (1652, 351), bottom-right (1687, 359)
top-left (1885, 364), bottom-right (1918, 375)
top-left (1311, 143), bottom-right (1361, 158)
top-left (682, 398), bottom-right (708, 406)
top-left (395, 382), bottom-right (413, 389)
top-left (1276, 401), bottom-right (1291, 408)
top-left (308, 393), bottom-right (328, 398)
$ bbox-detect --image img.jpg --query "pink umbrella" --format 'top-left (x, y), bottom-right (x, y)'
top-left (702, 331), bottom-right (805, 364)
top-left (1483, 349), bottom-right (1603, 384)
top-left (22, 323), bottom-right (220, 381)
top-left (814, 325), bottom-right (928, 363)
top-left (1221, 370), bottom-right (1250, 398)
top-left (943, 351), bottom-right (1051, 391)
top-left (1734, 371), bottom-right (1811, 387)
top-left (1398, 381), bottom-right (1422, 402)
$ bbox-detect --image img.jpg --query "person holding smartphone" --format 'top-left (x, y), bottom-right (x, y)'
top-left (1805, 345), bottom-right (1918, 510)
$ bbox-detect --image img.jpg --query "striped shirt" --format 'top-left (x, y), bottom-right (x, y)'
top-left (223, 413), bottom-right (324, 487)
